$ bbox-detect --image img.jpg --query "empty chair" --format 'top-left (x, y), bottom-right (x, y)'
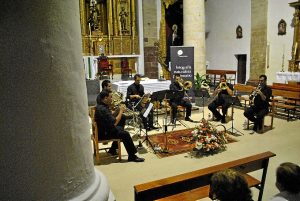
top-left (97, 54), bottom-right (113, 80)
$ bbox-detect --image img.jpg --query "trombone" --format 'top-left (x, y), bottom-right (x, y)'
top-left (178, 78), bottom-right (193, 102)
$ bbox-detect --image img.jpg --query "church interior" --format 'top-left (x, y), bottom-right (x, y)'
top-left (1, 0), bottom-right (300, 201)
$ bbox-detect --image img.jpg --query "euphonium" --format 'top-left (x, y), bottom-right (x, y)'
top-left (111, 90), bottom-right (123, 108)
top-left (249, 83), bottom-right (262, 100)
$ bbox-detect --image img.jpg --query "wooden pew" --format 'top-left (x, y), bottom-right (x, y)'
top-left (134, 151), bottom-right (276, 201)
top-left (271, 83), bottom-right (300, 121)
top-left (206, 69), bottom-right (237, 86)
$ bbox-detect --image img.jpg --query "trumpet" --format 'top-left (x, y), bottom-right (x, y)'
top-left (249, 84), bottom-right (262, 100)
top-left (218, 82), bottom-right (228, 90)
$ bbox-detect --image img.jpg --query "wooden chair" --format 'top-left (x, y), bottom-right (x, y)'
top-left (121, 57), bottom-right (132, 78)
top-left (89, 106), bottom-right (121, 164)
top-left (97, 56), bottom-right (113, 80)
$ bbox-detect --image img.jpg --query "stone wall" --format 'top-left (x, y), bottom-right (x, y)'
top-left (144, 46), bottom-right (158, 78)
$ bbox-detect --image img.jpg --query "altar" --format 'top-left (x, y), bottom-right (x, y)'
top-left (111, 79), bottom-right (171, 99)
top-left (276, 72), bottom-right (300, 83)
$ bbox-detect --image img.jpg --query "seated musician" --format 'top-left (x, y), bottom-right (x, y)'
top-left (169, 73), bottom-right (193, 123)
top-left (208, 74), bottom-right (233, 123)
top-left (94, 90), bottom-right (145, 162)
top-left (244, 75), bottom-right (272, 133)
top-left (97, 79), bottom-right (126, 128)
top-left (126, 74), bottom-right (157, 130)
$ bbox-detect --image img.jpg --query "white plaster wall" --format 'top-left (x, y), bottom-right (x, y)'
top-left (205, 0), bottom-right (251, 81)
top-left (266, 0), bottom-right (294, 84)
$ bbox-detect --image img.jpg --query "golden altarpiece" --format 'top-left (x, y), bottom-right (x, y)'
top-left (289, 0), bottom-right (300, 72)
top-left (79, 0), bottom-right (138, 74)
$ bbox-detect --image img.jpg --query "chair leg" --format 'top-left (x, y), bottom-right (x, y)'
top-left (117, 140), bottom-right (122, 161)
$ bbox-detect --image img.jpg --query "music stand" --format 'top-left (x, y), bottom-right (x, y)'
top-left (193, 88), bottom-right (210, 119)
top-left (227, 96), bottom-right (244, 136)
top-left (151, 90), bottom-right (167, 129)
top-left (140, 103), bottom-right (156, 153)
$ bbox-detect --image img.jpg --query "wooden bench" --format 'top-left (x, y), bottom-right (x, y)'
top-left (206, 69), bottom-right (237, 86)
top-left (134, 151), bottom-right (276, 201)
top-left (272, 89), bottom-right (300, 121)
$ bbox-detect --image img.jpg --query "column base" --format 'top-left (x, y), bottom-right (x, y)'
top-left (70, 169), bottom-right (115, 201)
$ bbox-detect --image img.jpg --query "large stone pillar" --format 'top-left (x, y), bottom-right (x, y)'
top-left (183, 0), bottom-right (206, 75)
top-left (249, 0), bottom-right (268, 80)
top-left (0, 1), bottom-right (113, 200)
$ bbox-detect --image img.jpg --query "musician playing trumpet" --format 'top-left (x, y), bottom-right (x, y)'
top-left (169, 73), bottom-right (193, 123)
top-left (126, 74), bottom-right (157, 131)
top-left (244, 75), bottom-right (272, 133)
top-left (208, 74), bottom-right (233, 123)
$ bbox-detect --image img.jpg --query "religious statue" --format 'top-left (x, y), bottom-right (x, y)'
top-left (88, 0), bottom-right (100, 31)
top-left (236, 25), bottom-right (243, 39)
top-left (278, 19), bottom-right (287, 35)
top-left (119, 7), bottom-right (128, 31)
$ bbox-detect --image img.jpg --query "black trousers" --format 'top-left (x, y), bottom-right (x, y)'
top-left (171, 99), bottom-right (192, 121)
top-left (99, 126), bottom-right (137, 157)
top-left (244, 105), bottom-right (269, 130)
top-left (208, 94), bottom-right (231, 119)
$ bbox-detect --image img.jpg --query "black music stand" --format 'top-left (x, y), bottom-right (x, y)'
top-left (193, 88), bottom-right (210, 119)
top-left (140, 103), bottom-right (156, 153)
top-left (227, 96), bottom-right (244, 136)
top-left (151, 90), bottom-right (167, 129)
top-left (168, 90), bottom-right (188, 128)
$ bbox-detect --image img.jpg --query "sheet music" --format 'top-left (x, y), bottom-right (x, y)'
top-left (143, 103), bottom-right (153, 118)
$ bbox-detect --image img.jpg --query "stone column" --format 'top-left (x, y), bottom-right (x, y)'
top-left (183, 0), bottom-right (206, 75)
top-left (249, 0), bottom-right (268, 80)
top-left (0, 1), bottom-right (113, 201)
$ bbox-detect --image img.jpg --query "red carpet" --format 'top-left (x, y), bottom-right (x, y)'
top-left (149, 128), bottom-right (237, 158)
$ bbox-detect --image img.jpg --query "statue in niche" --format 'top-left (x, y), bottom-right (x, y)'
top-left (88, 0), bottom-right (100, 31)
top-left (236, 25), bottom-right (243, 39)
top-left (278, 19), bottom-right (287, 35)
top-left (119, 7), bottom-right (128, 31)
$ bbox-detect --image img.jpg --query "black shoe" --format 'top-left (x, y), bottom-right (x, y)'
top-left (108, 149), bottom-right (118, 156)
top-left (213, 116), bottom-right (222, 122)
top-left (128, 155), bottom-right (145, 162)
top-left (221, 116), bottom-right (226, 123)
top-left (185, 117), bottom-right (194, 122)
top-left (253, 124), bottom-right (258, 132)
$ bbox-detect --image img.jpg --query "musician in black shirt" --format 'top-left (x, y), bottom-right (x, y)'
top-left (244, 75), bottom-right (272, 133)
top-left (208, 74), bottom-right (234, 123)
top-left (169, 74), bottom-right (193, 123)
top-left (126, 74), bottom-right (157, 130)
top-left (94, 90), bottom-right (144, 162)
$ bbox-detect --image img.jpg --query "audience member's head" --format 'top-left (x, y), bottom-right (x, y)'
top-left (209, 169), bottom-right (253, 201)
top-left (276, 162), bottom-right (300, 194)
top-left (101, 79), bottom-right (112, 91)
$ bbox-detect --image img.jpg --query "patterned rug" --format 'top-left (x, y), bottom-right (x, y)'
top-left (148, 128), bottom-right (238, 158)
